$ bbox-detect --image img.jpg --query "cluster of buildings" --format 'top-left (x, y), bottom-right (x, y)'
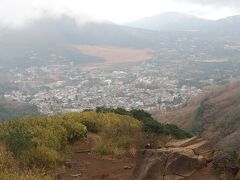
top-left (3, 60), bottom-right (202, 114)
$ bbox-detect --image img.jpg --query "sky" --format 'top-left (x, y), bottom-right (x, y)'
top-left (0, 0), bottom-right (240, 27)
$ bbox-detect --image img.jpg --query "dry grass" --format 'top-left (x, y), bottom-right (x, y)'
top-left (74, 45), bottom-right (154, 67)
top-left (154, 81), bottom-right (240, 151)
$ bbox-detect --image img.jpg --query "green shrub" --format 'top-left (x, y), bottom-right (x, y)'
top-left (164, 124), bottom-right (192, 139)
top-left (62, 112), bottom-right (102, 133)
top-left (193, 97), bottom-right (209, 134)
top-left (95, 107), bottom-right (192, 139)
top-left (3, 123), bottom-right (35, 156)
top-left (116, 136), bottom-right (131, 149)
top-left (23, 145), bottom-right (61, 168)
top-left (79, 117), bottom-right (101, 133)
top-left (0, 115), bottom-right (86, 168)
top-left (0, 147), bottom-right (52, 180)
top-left (94, 142), bottom-right (115, 156)
top-left (74, 112), bottom-right (144, 157)
top-left (141, 118), bottom-right (165, 134)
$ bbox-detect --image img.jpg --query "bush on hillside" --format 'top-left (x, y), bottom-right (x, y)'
top-left (141, 117), bottom-right (165, 134)
top-left (193, 97), bottom-right (210, 134)
top-left (63, 111), bottom-right (144, 157)
top-left (164, 124), bottom-right (192, 139)
top-left (0, 146), bottom-right (51, 179)
top-left (95, 107), bottom-right (192, 139)
top-left (0, 115), bottom-right (86, 168)
top-left (0, 109), bottom-right (191, 177)
top-left (0, 111), bottom-right (144, 167)
top-left (94, 126), bottom-right (143, 157)
top-left (2, 122), bottom-right (35, 156)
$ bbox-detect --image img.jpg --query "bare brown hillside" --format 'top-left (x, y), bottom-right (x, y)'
top-left (155, 81), bottom-right (240, 151)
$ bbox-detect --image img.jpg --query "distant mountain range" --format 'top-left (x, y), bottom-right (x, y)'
top-left (127, 12), bottom-right (240, 33)
top-left (0, 13), bottom-right (240, 68)
top-left (0, 15), bottom-right (165, 67)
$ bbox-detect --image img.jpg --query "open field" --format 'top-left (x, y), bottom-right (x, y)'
top-left (74, 45), bottom-right (154, 68)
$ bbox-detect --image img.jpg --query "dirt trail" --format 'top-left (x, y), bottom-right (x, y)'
top-left (56, 134), bottom-right (134, 180)
top-left (55, 135), bottom-right (219, 180)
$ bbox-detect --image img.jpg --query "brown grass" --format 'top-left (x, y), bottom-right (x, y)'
top-left (74, 45), bottom-right (154, 68)
top-left (154, 81), bottom-right (240, 151)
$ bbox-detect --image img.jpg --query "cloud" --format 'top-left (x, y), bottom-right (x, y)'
top-left (0, 0), bottom-right (181, 26)
top-left (0, 0), bottom-right (239, 27)
top-left (177, 0), bottom-right (240, 7)
top-left (174, 0), bottom-right (240, 19)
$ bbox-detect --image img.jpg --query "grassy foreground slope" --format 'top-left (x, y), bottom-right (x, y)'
top-left (0, 110), bottom-right (191, 179)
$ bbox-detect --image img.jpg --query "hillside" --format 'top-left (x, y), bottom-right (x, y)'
top-left (127, 12), bottom-right (240, 34)
top-left (0, 16), bottom-right (162, 68)
top-left (1, 14), bottom-right (240, 68)
top-left (155, 81), bottom-right (240, 152)
top-left (0, 109), bottom-right (191, 179)
top-left (0, 99), bottom-right (40, 121)
top-left (127, 12), bottom-right (213, 32)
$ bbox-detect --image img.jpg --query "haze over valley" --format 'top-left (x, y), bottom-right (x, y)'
top-left (1, 1), bottom-right (240, 179)
top-left (1, 13), bottom-right (240, 115)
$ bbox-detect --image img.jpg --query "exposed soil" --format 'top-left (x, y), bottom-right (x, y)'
top-left (55, 134), bottom-right (134, 180)
top-left (55, 134), bottom-right (220, 180)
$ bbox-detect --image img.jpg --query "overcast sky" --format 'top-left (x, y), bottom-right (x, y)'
top-left (0, 0), bottom-right (240, 27)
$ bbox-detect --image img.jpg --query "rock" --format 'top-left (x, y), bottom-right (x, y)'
top-left (64, 159), bottom-right (72, 168)
top-left (124, 166), bottom-right (132, 170)
top-left (165, 136), bottom-right (203, 148)
top-left (134, 137), bottom-right (212, 180)
top-left (134, 149), bottom-right (207, 179)
top-left (167, 137), bottom-right (213, 162)
top-left (134, 149), bottom-right (167, 180)
top-left (71, 173), bottom-right (82, 178)
top-left (189, 140), bottom-right (213, 162)
top-left (213, 151), bottom-right (239, 175)
top-left (236, 170), bottom-right (240, 180)
top-left (165, 150), bottom-right (207, 177)
top-left (189, 140), bottom-right (211, 154)
top-left (145, 143), bottom-right (152, 149)
top-left (164, 175), bottom-right (184, 180)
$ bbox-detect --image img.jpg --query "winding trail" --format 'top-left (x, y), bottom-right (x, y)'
top-left (55, 135), bottom-right (220, 180)
top-left (56, 134), bottom-right (134, 180)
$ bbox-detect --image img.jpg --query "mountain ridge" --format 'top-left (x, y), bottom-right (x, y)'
top-left (127, 12), bottom-right (240, 32)
top-left (1, 13), bottom-right (239, 68)
top-left (0, 15), bottom-right (163, 68)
